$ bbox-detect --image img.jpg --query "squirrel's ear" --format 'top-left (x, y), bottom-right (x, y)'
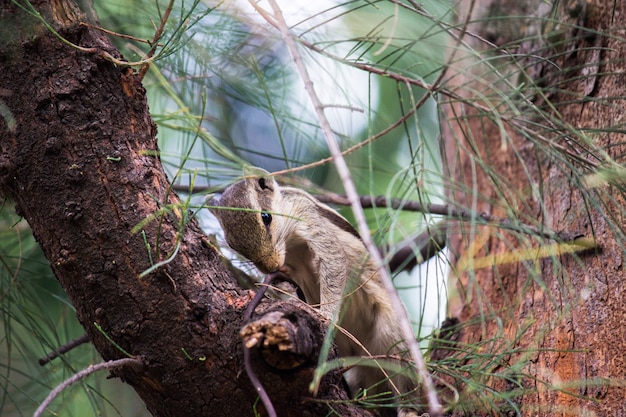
top-left (243, 165), bottom-right (277, 192)
top-left (242, 165), bottom-right (270, 177)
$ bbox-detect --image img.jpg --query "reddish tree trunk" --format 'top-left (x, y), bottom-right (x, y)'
top-left (445, 1), bottom-right (626, 415)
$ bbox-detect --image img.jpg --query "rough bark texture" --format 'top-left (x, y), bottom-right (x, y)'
top-left (0, 1), bottom-right (368, 416)
top-left (445, 1), bottom-right (626, 416)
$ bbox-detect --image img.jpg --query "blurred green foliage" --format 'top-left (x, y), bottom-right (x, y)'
top-left (0, 204), bottom-right (149, 416)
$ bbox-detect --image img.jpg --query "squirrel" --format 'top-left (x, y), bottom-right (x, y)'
top-left (210, 170), bottom-right (421, 416)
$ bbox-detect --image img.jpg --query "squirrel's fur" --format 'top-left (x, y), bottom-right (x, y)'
top-left (210, 172), bottom-right (420, 416)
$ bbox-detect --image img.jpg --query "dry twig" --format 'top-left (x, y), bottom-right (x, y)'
top-left (38, 333), bottom-right (91, 366)
top-left (242, 272), bottom-right (282, 417)
top-left (249, 1), bottom-right (443, 415)
top-left (34, 357), bottom-right (142, 417)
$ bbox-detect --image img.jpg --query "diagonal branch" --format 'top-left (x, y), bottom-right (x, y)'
top-left (137, 0), bottom-right (175, 79)
top-left (314, 193), bottom-right (593, 244)
top-left (250, 1), bottom-right (443, 415)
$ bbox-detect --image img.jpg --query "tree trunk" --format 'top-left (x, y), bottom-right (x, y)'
top-left (0, 1), bottom-right (365, 416)
top-left (445, 0), bottom-right (626, 415)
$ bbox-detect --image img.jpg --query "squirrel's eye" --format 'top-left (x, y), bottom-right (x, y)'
top-left (261, 212), bottom-right (272, 227)
top-left (258, 178), bottom-right (267, 189)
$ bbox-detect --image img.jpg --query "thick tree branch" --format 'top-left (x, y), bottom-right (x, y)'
top-left (0, 1), bottom-right (367, 416)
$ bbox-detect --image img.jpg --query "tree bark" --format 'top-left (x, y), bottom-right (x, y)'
top-left (0, 1), bottom-right (366, 416)
top-left (445, 0), bottom-right (626, 415)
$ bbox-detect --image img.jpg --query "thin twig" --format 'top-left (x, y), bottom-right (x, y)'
top-left (242, 272), bottom-right (283, 417)
top-left (38, 333), bottom-right (90, 366)
top-left (138, 0), bottom-right (175, 80)
top-left (17, 1), bottom-right (170, 70)
top-left (79, 22), bottom-right (163, 45)
top-left (33, 357), bottom-right (142, 417)
top-left (314, 193), bottom-right (588, 243)
top-left (256, 1), bottom-right (443, 415)
top-left (271, 76), bottom-right (435, 177)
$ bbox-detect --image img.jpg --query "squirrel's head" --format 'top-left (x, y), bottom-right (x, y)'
top-left (209, 173), bottom-right (284, 273)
